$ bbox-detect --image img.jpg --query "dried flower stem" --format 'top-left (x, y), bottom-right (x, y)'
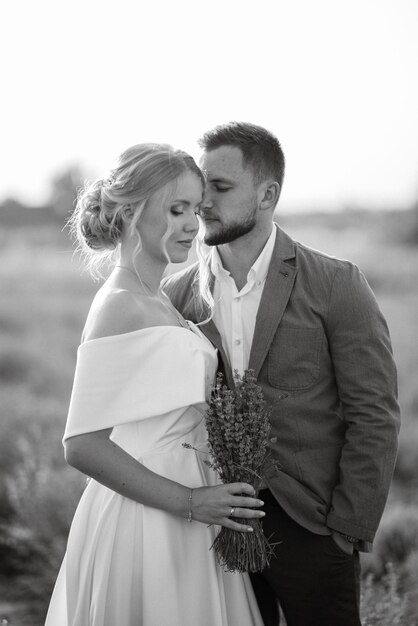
top-left (185, 369), bottom-right (277, 572)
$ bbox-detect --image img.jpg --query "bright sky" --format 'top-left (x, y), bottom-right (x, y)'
top-left (1, 0), bottom-right (417, 211)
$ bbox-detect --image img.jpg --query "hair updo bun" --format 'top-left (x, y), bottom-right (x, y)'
top-left (76, 178), bottom-right (124, 251)
top-left (69, 143), bottom-right (203, 278)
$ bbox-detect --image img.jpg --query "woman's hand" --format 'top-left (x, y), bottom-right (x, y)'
top-left (65, 431), bottom-right (265, 529)
top-left (190, 483), bottom-right (265, 531)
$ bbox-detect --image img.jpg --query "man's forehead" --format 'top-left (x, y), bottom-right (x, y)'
top-left (200, 146), bottom-right (246, 178)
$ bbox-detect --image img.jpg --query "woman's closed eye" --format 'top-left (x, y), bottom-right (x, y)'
top-left (170, 203), bottom-right (201, 217)
top-left (170, 202), bottom-right (186, 216)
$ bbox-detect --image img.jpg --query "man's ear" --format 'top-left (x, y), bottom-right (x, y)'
top-left (259, 181), bottom-right (281, 211)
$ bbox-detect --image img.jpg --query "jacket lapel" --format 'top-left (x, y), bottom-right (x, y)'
top-left (201, 320), bottom-right (235, 388)
top-left (249, 225), bottom-right (298, 378)
top-left (190, 275), bottom-right (235, 388)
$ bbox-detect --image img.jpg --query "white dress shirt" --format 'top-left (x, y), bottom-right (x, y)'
top-left (211, 225), bottom-right (277, 377)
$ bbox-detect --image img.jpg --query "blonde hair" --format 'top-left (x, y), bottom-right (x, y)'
top-left (69, 143), bottom-right (203, 278)
top-left (195, 235), bottom-right (215, 321)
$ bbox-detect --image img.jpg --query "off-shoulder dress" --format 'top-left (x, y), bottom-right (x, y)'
top-left (45, 323), bottom-right (263, 626)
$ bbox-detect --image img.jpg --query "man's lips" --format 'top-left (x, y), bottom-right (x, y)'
top-left (200, 215), bottom-right (219, 222)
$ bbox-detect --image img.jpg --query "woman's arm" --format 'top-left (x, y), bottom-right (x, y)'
top-left (65, 429), bottom-right (265, 532)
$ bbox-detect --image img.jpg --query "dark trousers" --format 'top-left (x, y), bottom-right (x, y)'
top-left (251, 489), bottom-right (362, 626)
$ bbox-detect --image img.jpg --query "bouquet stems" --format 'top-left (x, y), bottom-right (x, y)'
top-left (212, 516), bottom-right (276, 573)
top-left (203, 370), bottom-right (277, 572)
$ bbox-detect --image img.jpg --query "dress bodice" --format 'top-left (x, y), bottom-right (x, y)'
top-left (63, 325), bottom-right (217, 457)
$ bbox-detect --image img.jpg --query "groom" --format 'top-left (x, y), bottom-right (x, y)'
top-left (163, 122), bottom-right (400, 626)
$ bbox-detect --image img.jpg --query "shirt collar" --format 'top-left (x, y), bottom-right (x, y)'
top-left (211, 246), bottom-right (229, 280)
top-left (249, 224), bottom-right (277, 284)
top-left (210, 224), bottom-right (277, 285)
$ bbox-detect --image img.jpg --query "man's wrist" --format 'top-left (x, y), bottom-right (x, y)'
top-left (330, 530), bottom-right (356, 555)
top-left (339, 533), bottom-right (358, 544)
top-left (330, 528), bottom-right (358, 544)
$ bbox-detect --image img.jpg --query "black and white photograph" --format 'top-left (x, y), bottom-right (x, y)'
top-left (1, 1), bottom-right (417, 624)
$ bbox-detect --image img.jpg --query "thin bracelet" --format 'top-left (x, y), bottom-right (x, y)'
top-left (187, 488), bottom-right (193, 522)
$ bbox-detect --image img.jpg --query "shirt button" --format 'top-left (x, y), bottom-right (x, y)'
top-left (270, 436), bottom-right (277, 443)
top-left (234, 339), bottom-right (241, 346)
top-left (235, 297), bottom-right (241, 302)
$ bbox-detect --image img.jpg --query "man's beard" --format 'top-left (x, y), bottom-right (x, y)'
top-left (203, 210), bottom-right (257, 246)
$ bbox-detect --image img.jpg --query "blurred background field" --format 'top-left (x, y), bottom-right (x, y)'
top-left (2, 0), bottom-right (418, 622)
top-left (0, 196), bottom-right (418, 625)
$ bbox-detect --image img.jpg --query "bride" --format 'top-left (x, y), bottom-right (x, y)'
top-left (45, 143), bottom-right (265, 625)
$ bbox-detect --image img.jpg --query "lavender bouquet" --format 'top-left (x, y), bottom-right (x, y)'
top-left (190, 369), bottom-right (276, 572)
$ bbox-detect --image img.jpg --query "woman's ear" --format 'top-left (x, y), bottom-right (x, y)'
top-left (259, 181), bottom-right (281, 211)
top-left (123, 204), bottom-right (135, 219)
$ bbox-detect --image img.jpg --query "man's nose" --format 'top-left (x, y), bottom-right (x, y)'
top-left (200, 189), bottom-right (214, 210)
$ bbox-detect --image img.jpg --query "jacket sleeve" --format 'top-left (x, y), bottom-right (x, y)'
top-left (325, 263), bottom-right (400, 542)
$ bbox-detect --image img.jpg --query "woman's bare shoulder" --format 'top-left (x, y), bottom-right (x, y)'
top-left (82, 287), bottom-right (162, 342)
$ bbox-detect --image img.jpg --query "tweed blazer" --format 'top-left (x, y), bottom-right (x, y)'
top-left (163, 225), bottom-right (400, 550)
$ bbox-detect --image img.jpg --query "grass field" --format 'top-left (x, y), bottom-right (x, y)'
top-left (0, 213), bottom-right (417, 625)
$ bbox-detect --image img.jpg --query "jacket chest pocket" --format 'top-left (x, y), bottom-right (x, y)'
top-left (268, 328), bottom-right (321, 390)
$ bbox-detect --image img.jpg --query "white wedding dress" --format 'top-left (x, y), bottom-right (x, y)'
top-left (45, 323), bottom-right (263, 626)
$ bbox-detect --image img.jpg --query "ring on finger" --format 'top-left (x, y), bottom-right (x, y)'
top-left (230, 507), bottom-right (235, 517)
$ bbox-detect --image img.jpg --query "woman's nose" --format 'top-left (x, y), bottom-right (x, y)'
top-left (184, 212), bottom-right (199, 233)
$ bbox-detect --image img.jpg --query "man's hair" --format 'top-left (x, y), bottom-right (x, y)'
top-left (198, 121), bottom-right (285, 187)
